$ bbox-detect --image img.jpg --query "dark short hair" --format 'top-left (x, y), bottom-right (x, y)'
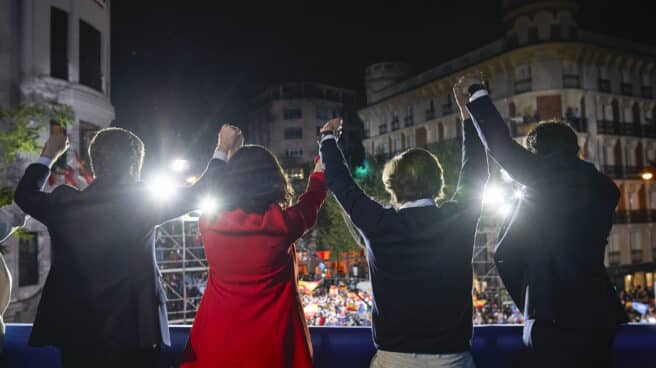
top-left (382, 148), bottom-right (444, 205)
top-left (526, 120), bottom-right (579, 157)
top-left (89, 127), bottom-right (145, 181)
top-left (218, 145), bottom-right (294, 213)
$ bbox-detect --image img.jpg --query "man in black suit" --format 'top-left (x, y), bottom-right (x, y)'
top-left (456, 75), bottom-right (627, 367)
top-left (318, 98), bottom-right (487, 367)
top-left (14, 125), bottom-right (242, 367)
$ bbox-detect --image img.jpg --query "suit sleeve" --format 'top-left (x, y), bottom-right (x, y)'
top-left (146, 158), bottom-right (227, 226)
top-left (320, 138), bottom-right (391, 238)
top-left (451, 118), bottom-right (489, 204)
top-left (14, 164), bottom-right (55, 225)
top-left (466, 95), bottom-right (546, 186)
top-left (284, 172), bottom-right (328, 241)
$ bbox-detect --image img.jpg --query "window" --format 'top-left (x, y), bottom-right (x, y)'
top-left (284, 127), bottom-right (303, 140)
top-left (514, 65), bottom-right (532, 93)
top-left (599, 66), bottom-right (611, 92)
top-left (621, 70), bottom-right (633, 96)
top-left (19, 232), bottom-right (39, 287)
top-left (50, 7), bottom-right (68, 80)
top-left (285, 148), bottom-right (303, 159)
top-left (562, 61), bottom-right (580, 88)
top-left (283, 108), bottom-right (302, 120)
top-left (426, 100), bottom-right (435, 121)
top-left (391, 112), bottom-right (400, 131)
top-left (316, 108), bottom-right (335, 121)
top-left (79, 20), bottom-right (102, 91)
top-left (79, 121), bottom-right (99, 170)
top-left (404, 105), bottom-right (414, 127)
top-left (642, 73), bottom-right (653, 99)
top-left (608, 233), bottom-right (621, 266)
top-left (630, 231), bottom-right (643, 264)
top-left (286, 168), bottom-right (304, 180)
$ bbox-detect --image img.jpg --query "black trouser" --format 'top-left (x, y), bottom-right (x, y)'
top-left (521, 322), bottom-right (617, 368)
top-left (59, 345), bottom-right (160, 368)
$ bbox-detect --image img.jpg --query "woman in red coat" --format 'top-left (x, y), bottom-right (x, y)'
top-left (181, 145), bottom-right (327, 368)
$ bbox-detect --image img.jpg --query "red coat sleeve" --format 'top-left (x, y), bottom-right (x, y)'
top-left (284, 172), bottom-right (328, 241)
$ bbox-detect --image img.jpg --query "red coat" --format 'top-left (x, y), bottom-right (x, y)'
top-left (181, 172), bottom-right (327, 368)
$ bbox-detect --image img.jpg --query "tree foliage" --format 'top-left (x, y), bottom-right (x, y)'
top-left (0, 100), bottom-right (74, 206)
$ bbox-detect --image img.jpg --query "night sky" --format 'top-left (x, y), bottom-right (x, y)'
top-left (111, 0), bottom-right (656, 175)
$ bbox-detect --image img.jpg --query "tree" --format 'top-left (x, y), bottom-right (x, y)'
top-left (0, 100), bottom-right (74, 206)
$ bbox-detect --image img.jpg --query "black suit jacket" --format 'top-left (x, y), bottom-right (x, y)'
top-left (467, 95), bottom-right (628, 328)
top-left (320, 119), bottom-right (488, 353)
top-left (14, 158), bottom-right (225, 351)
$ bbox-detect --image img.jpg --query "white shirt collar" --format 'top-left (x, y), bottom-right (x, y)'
top-left (399, 198), bottom-right (435, 209)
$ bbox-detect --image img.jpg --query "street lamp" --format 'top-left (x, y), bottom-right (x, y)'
top-left (640, 167), bottom-right (655, 181)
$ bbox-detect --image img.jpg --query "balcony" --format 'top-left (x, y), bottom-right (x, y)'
top-left (614, 210), bottom-right (630, 224)
top-left (378, 124), bottom-right (388, 135)
top-left (391, 119), bottom-right (400, 131)
top-left (404, 116), bottom-right (414, 127)
top-left (599, 79), bottom-right (611, 93)
top-left (597, 120), bottom-right (621, 135)
top-left (4, 324), bottom-right (656, 368)
top-left (425, 109), bottom-right (436, 121)
top-left (514, 78), bottom-right (532, 94)
top-left (631, 249), bottom-right (644, 264)
top-left (621, 83), bottom-right (633, 96)
top-left (441, 104), bottom-right (454, 116)
top-left (629, 209), bottom-right (650, 223)
top-left (608, 251), bottom-right (621, 266)
top-left (562, 74), bottom-right (581, 88)
top-left (642, 86), bottom-right (653, 99)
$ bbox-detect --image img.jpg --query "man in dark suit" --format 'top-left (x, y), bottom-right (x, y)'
top-left (456, 75), bottom-right (627, 367)
top-left (14, 125), bottom-right (242, 367)
top-left (318, 103), bottom-right (487, 367)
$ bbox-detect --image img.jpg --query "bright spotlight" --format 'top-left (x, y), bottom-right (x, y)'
top-left (498, 203), bottom-right (514, 218)
top-left (641, 172), bottom-right (654, 181)
top-left (186, 176), bottom-right (199, 184)
top-left (171, 159), bottom-right (189, 173)
top-left (199, 197), bottom-right (219, 215)
top-left (500, 169), bottom-right (513, 182)
top-left (482, 185), bottom-right (505, 205)
top-left (147, 174), bottom-right (177, 201)
top-left (513, 188), bottom-right (525, 200)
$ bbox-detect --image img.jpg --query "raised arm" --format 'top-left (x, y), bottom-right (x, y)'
top-left (319, 119), bottom-right (391, 237)
top-left (285, 162), bottom-right (329, 241)
top-left (456, 76), bottom-right (546, 186)
top-left (14, 133), bottom-right (70, 225)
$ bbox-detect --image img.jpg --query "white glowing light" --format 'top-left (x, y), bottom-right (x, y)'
top-left (513, 188), bottom-right (525, 200)
top-left (500, 169), bottom-right (513, 182)
top-left (498, 203), bottom-right (514, 218)
top-left (171, 159), bottom-right (189, 173)
top-left (482, 185), bottom-right (505, 205)
top-left (186, 176), bottom-right (199, 184)
top-left (147, 174), bottom-right (177, 201)
top-left (641, 172), bottom-right (654, 181)
top-left (199, 197), bottom-right (219, 214)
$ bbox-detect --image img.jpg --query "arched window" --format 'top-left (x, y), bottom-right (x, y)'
top-left (614, 140), bottom-right (623, 167)
top-left (636, 142), bottom-right (644, 169)
top-left (612, 100), bottom-right (620, 122)
top-left (633, 103), bottom-right (641, 125)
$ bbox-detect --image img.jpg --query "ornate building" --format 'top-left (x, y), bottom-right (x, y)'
top-left (359, 0), bottom-right (656, 292)
top-left (0, 0), bottom-right (114, 322)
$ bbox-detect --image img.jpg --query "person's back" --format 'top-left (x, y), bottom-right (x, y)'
top-left (14, 127), bottom-right (228, 367)
top-left (181, 145), bottom-right (327, 368)
top-left (319, 110), bottom-right (487, 367)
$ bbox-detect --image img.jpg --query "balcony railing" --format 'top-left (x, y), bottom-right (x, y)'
top-left (629, 209), bottom-right (650, 223)
top-left (379, 124), bottom-right (388, 135)
top-left (391, 119), bottom-right (400, 131)
top-left (642, 86), bottom-right (653, 99)
top-left (608, 251), bottom-right (621, 266)
top-left (441, 104), bottom-right (454, 116)
top-left (621, 83), bottom-right (633, 96)
top-left (602, 165), bottom-right (623, 179)
top-left (614, 210), bottom-right (630, 224)
top-left (563, 74), bottom-right (581, 88)
top-left (425, 109), bottom-right (435, 121)
top-left (404, 116), bottom-right (414, 127)
top-left (514, 79), bottom-right (532, 94)
top-left (599, 79), bottom-right (611, 93)
top-left (631, 249), bottom-right (644, 264)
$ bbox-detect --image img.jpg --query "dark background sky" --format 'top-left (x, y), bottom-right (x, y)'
top-left (110, 0), bottom-right (656, 175)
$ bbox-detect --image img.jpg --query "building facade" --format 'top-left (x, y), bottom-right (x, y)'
top-left (359, 0), bottom-right (656, 293)
top-left (247, 82), bottom-right (359, 179)
top-left (0, 0), bottom-right (114, 322)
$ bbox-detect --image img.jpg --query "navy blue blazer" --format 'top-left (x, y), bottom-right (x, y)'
top-left (14, 158), bottom-right (225, 352)
top-left (320, 119), bottom-right (488, 354)
top-left (467, 94), bottom-right (628, 327)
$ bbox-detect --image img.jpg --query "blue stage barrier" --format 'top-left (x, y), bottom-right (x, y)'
top-left (3, 324), bottom-right (655, 367)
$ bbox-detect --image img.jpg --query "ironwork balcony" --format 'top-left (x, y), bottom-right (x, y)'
top-left (602, 165), bottom-right (623, 179)
top-left (562, 74), bottom-right (581, 88)
top-left (642, 86), bottom-right (653, 99)
top-left (391, 119), bottom-right (400, 131)
top-left (404, 116), bottom-right (414, 127)
top-left (599, 79), bottom-right (611, 93)
top-left (621, 83), bottom-right (633, 96)
top-left (613, 210), bottom-right (629, 224)
top-left (608, 251), bottom-right (621, 266)
top-left (596, 120), bottom-right (621, 135)
top-left (378, 124), bottom-right (388, 135)
top-left (514, 78), bottom-right (532, 94)
top-left (629, 209), bottom-right (650, 223)
top-left (425, 109), bottom-right (435, 121)
top-left (624, 166), bottom-right (640, 177)
top-left (631, 249), bottom-right (644, 264)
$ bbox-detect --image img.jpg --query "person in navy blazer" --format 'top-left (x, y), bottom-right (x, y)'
top-left (318, 88), bottom-right (488, 367)
top-left (14, 125), bottom-right (242, 368)
top-left (456, 75), bottom-right (627, 368)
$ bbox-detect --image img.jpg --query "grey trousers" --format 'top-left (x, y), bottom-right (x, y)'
top-left (370, 350), bottom-right (476, 368)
